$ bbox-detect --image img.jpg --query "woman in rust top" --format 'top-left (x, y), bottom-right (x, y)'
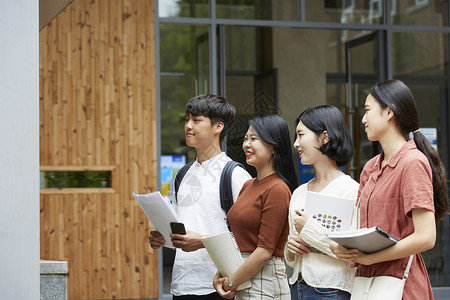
top-left (213, 114), bottom-right (297, 300)
top-left (331, 79), bottom-right (448, 299)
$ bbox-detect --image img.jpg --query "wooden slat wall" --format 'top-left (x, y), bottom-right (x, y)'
top-left (39, 0), bottom-right (158, 299)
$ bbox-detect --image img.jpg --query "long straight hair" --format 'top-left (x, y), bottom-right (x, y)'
top-left (249, 115), bottom-right (298, 192)
top-left (367, 79), bottom-right (448, 221)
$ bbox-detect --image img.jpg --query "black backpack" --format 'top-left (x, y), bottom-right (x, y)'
top-left (173, 160), bottom-right (245, 216)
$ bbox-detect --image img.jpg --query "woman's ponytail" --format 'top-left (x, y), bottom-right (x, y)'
top-left (413, 130), bottom-right (448, 221)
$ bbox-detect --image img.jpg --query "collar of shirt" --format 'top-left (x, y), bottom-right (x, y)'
top-left (194, 152), bottom-right (226, 168)
top-left (371, 140), bottom-right (417, 173)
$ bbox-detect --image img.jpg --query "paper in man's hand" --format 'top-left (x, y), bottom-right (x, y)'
top-left (133, 192), bottom-right (179, 248)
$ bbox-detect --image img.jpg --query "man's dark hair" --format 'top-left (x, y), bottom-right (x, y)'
top-left (185, 94), bottom-right (236, 142)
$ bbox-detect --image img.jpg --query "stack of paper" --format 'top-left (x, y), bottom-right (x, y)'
top-left (133, 192), bottom-right (179, 249)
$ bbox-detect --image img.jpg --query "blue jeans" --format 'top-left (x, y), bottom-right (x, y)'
top-left (173, 292), bottom-right (226, 300)
top-left (290, 280), bottom-right (351, 300)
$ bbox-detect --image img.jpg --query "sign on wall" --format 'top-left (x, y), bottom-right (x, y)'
top-left (161, 155), bottom-right (186, 201)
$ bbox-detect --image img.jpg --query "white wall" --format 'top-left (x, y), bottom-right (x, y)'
top-left (0, 1), bottom-right (40, 299)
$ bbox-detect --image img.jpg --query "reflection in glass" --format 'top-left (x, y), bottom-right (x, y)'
top-left (423, 220), bottom-right (448, 286)
top-left (159, 0), bottom-right (209, 18)
top-left (40, 171), bottom-right (111, 188)
top-left (403, 83), bottom-right (447, 286)
top-left (349, 34), bottom-right (378, 76)
top-left (160, 23), bottom-right (211, 294)
top-left (392, 0), bottom-right (448, 26)
top-left (326, 83), bottom-right (346, 110)
top-left (158, 14), bottom-right (450, 288)
top-left (306, 0), bottom-right (383, 24)
top-left (325, 30), bottom-right (375, 75)
top-left (225, 26), bottom-right (258, 72)
top-left (222, 26), bottom-right (276, 177)
top-left (392, 32), bottom-right (448, 76)
top-left (160, 24), bottom-right (209, 160)
top-left (216, 0), bottom-right (298, 21)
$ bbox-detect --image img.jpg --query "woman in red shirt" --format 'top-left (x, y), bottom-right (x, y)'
top-left (331, 79), bottom-right (448, 299)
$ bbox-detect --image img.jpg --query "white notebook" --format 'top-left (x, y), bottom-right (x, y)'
top-left (305, 191), bottom-right (355, 232)
top-left (201, 232), bottom-right (251, 291)
top-left (328, 226), bottom-right (399, 253)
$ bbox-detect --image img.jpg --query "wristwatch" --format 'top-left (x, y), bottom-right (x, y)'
top-left (228, 278), bottom-right (237, 290)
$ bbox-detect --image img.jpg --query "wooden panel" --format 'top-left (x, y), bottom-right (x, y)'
top-left (39, 0), bottom-right (158, 298)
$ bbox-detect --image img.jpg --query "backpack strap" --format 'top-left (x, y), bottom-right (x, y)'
top-left (174, 160), bottom-right (245, 231)
top-left (173, 161), bottom-right (194, 203)
top-left (220, 161), bottom-right (246, 215)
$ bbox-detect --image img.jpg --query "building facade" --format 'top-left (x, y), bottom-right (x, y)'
top-left (156, 0), bottom-right (450, 299)
top-left (39, 0), bottom-right (159, 299)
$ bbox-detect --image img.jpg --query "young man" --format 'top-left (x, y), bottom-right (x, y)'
top-left (149, 94), bottom-right (251, 300)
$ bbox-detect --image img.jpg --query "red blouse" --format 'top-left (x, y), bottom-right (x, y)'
top-left (357, 140), bottom-right (435, 299)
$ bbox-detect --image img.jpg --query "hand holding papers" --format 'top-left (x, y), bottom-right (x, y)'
top-left (133, 192), bottom-right (179, 249)
top-left (201, 232), bottom-right (251, 291)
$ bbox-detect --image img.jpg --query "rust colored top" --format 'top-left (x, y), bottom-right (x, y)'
top-left (228, 173), bottom-right (291, 257)
top-left (358, 140), bottom-right (435, 299)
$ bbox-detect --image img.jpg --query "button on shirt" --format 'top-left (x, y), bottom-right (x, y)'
top-left (170, 153), bottom-right (251, 296)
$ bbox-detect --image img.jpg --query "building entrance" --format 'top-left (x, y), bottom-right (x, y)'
top-left (159, 19), bottom-right (450, 299)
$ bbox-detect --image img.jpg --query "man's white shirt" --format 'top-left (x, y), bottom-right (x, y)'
top-left (170, 152), bottom-right (251, 296)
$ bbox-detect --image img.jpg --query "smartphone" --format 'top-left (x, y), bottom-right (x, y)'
top-left (170, 222), bottom-right (186, 235)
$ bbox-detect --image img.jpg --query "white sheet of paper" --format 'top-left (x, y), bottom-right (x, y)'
top-left (304, 191), bottom-right (355, 232)
top-left (133, 192), bottom-right (179, 249)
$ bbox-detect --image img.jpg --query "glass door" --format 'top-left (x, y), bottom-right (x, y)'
top-left (400, 79), bottom-right (450, 287)
top-left (345, 31), bottom-right (385, 180)
top-left (346, 32), bottom-right (450, 288)
top-left (218, 25), bottom-right (277, 178)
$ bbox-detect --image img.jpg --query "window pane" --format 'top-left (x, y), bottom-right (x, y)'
top-left (323, 29), bottom-right (377, 74)
top-left (159, 0), bottom-right (209, 18)
top-left (40, 171), bottom-right (111, 188)
top-left (399, 83), bottom-right (448, 287)
top-left (160, 24), bottom-right (210, 294)
top-left (160, 24), bottom-right (210, 157)
top-left (216, 0), bottom-right (298, 21)
top-left (225, 26), bottom-right (259, 72)
top-left (306, 0), bottom-right (383, 24)
top-left (392, 32), bottom-right (448, 76)
top-left (392, 0), bottom-right (448, 26)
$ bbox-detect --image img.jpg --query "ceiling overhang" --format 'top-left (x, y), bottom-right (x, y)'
top-left (39, 0), bottom-right (73, 31)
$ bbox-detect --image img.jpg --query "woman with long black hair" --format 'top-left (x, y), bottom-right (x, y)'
top-left (213, 114), bottom-right (297, 300)
top-left (331, 79), bottom-right (448, 299)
